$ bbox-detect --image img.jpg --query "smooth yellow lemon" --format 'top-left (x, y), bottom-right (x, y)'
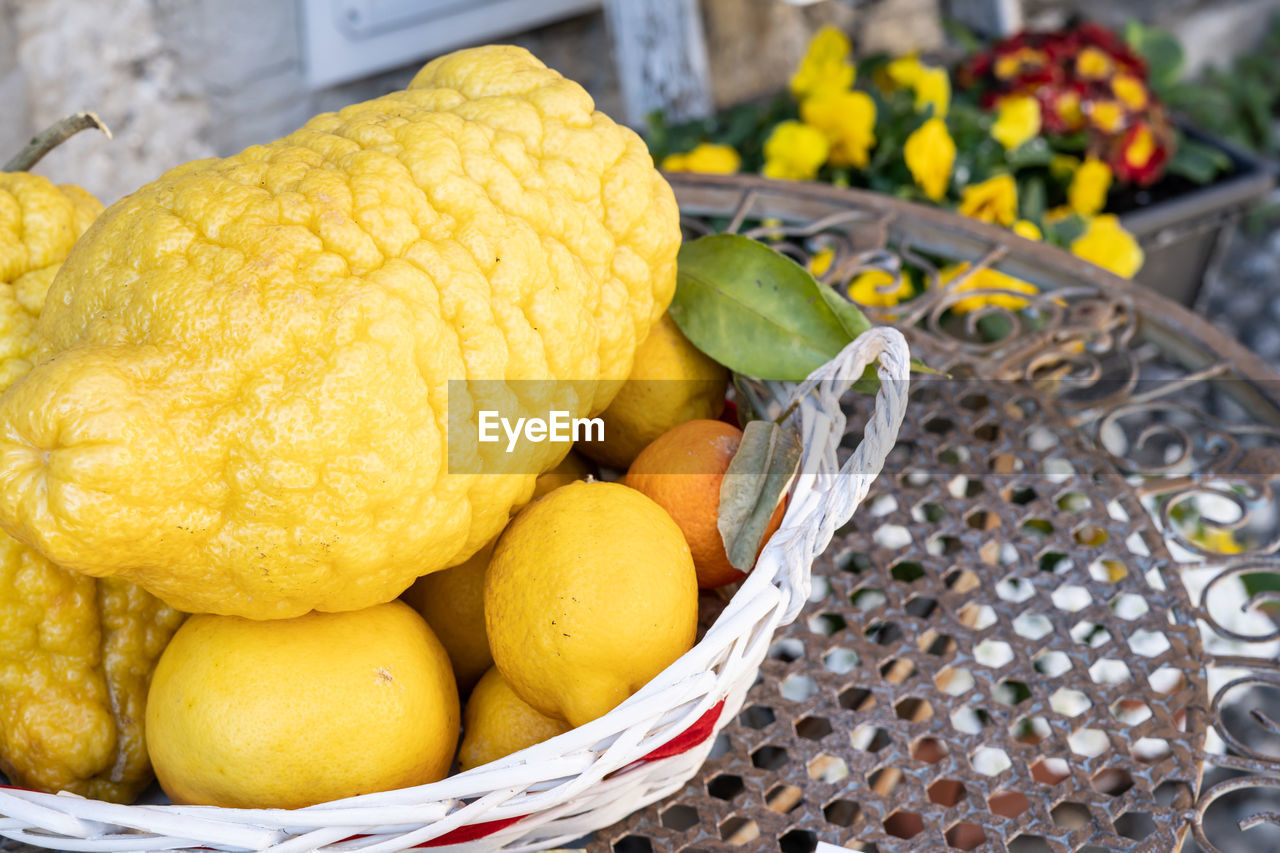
top-left (145, 601), bottom-right (459, 808)
top-left (485, 481), bottom-right (698, 727)
top-left (579, 313), bottom-right (728, 469)
top-left (403, 541), bottom-right (494, 694)
top-left (458, 666), bottom-right (571, 771)
top-left (529, 451), bottom-right (594, 502)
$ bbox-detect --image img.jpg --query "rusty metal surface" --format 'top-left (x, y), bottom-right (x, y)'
top-left (590, 175), bottom-right (1280, 853)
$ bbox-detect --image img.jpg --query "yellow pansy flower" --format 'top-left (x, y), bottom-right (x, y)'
top-left (762, 120), bottom-right (830, 181)
top-left (661, 143), bottom-right (741, 174)
top-left (991, 95), bottom-right (1042, 151)
top-left (1053, 89), bottom-right (1085, 130)
top-left (809, 247), bottom-right (835, 276)
top-left (882, 55), bottom-right (949, 116)
top-left (1068, 159), bottom-right (1112, 217)
top-left (994, 47), bottom-right (1049, 80)
top-left (1091, 100), bottom-right (1126, 133)
top-left (883, 54), bottom-right (924, 88)
top-left (1070, 214), bottom-right (1144, 278)
top-left (1123, 124), bottom-right (1157, 171)
top-left (1076, 46), bottom-right (1114, 79)
top-left (800, 90), bottom-right (877, 168)
top-left (1112, 74), bottom-right (1148, 110)
top-left (958, 174), bottom-right (1018, 227)
top-left (1012, 219), bottom-right (1042, 240)
top-left (904, 117), bottom-right (955, 201)
top-left (1045, 205), bottom-right (1075, 224)
top-left (914, 67), bottom-right (951, 117)
top-left (940, 263), bottom-right (1038, 313)
top-left (791, 26), bottom-right (856, 100)
top-left (848, 269), bottom-right (913, 307)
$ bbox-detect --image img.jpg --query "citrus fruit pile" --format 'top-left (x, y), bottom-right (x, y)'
top-left (0, 43), bottom-right (800, 812)
top-left (144, 304), bottom-right (781, 807)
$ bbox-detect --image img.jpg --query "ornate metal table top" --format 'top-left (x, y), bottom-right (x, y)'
top-left (591, 174), bottom-right (1280, 853)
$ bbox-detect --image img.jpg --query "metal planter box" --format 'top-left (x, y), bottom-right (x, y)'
top-left (1120, 130), bottom-right (1275, 306)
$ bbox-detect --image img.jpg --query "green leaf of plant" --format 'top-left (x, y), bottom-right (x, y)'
top-left (671, 234), bottom-right (872, 380)
top-left (941, 17), bottom-right (983, 54)
top-left (910, 358), bottom-right (948, 377)
top-left (1005, 138), bottom-right (1054, 169)
top-left (1045, 212), bottom-right (1087, 246)
top-left (1124, 20), bottom-right (1184, 95)
top-left (1244, 568), bottom-right (1280, 614)
top-left (1020, 175), bottom-right (1046, 223)
top-left (1168, 137), bottom-right (1230, 184)
top-left (817, 281), bottom-right (873, 342)
top-left (718, 420), bottom-right (802, 573)
top-left (731, 374), bottom-right (760, 424)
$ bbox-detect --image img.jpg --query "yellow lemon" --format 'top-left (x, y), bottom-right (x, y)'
top-left (145, 601), bottom-right (459, 808)
top-left (404, 453), bottom-right (594, 694)
top-left (403, 541), bottom-right (494, 694)
top-left (486, 481), bottom-right (698, 727)
top-left (458, 666), bottom-right (571, 772)
top-left (579, 314), bottom-right (728, 469)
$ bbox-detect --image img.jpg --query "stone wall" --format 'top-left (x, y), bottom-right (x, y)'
top-left (0, 0), bottom-right (627, 203)
top-left (0, 0), bottom-right (214, 205)
top-left (0, 0), bottom-right (944, 204)
top-left (702, 0), bottom-right (943, 110)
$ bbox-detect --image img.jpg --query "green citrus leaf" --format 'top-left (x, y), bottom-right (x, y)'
top-left (671, 233), bottom-right (872, 381)
top-left (718, 420), bottom-right (802, 573)
top-left (818, 278), bottom-right (873, 342)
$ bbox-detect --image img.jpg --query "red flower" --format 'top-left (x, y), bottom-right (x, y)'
top-left (1075, 22), bottom-right (1147, 77)
top-left (1111, 121), bottom-right (1169, 186)
top-left (1040, 84), bottom-right (1087, 134)
top-left (1008, 65), bottom-right (1059, 91)
top-left (959, 21), bottom-right (1173, 187)
top-left (1076, 23), bottom-right (1124, 53)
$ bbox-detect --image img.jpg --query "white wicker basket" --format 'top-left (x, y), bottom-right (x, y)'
top-left (0, 327), bottom-right (910, 853)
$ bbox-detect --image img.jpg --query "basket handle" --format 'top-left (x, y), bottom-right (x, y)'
top-left (774, 326), bottom-right (911, 623)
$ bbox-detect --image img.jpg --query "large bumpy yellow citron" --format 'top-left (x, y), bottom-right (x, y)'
top-left (485, 481), bottom-right (698, 727)
top-left (0, 45), bottom-right (679, 619)
top-left (145, 601), bottom-right (459, 808)
top-left (0, 172), bottom-right (101, 388)
top-left (579, 313), bottom-right (729, 469)
top-left (0, 171), bottom-right (186, 803)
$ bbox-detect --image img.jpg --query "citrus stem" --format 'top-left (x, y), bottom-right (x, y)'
top-left (773, 394), bottom-right (803, 426)
top-left (3, 112), bottom-right (112, 172)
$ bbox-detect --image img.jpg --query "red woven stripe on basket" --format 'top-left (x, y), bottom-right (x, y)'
top-left (413, 815), bottom-right (526, 847)
top-left (638, 699), bottom-right (725, 762)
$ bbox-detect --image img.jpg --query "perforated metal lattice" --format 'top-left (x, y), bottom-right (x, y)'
top-left (598, 374), bottom-right (1203, 852)
top-left (592, 174), bottom-right (1280, 853)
